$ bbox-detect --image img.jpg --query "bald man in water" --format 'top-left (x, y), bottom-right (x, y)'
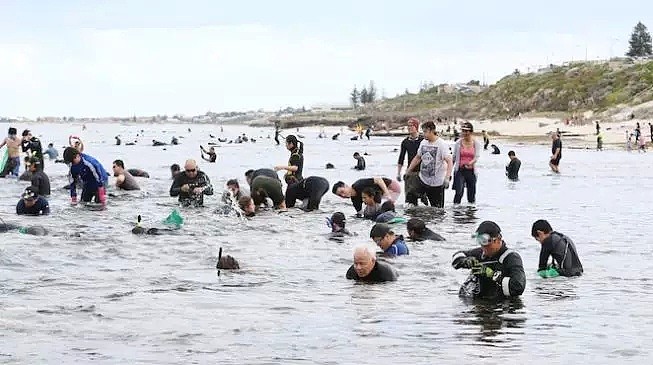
top-left (169, 159), bottom-right (213, 207)
top-left (345, 245), bottom-right (398, 282)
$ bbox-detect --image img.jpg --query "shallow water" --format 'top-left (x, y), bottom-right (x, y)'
top-left (1, 122), bottom-right (652, 364)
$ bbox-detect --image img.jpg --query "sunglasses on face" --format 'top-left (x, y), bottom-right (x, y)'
top-left (185, 168), bottom-right (197, 173)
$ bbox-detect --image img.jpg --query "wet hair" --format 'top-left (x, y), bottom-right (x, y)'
top-left (353, 152), bottom-right (360, 158)
top-left (422, 121), bottom-right (436, 132)
top-left (332, 181), bottom-right (345, 195)
top-left (22, 129), bottom-right (30, 137)
top-left (227, 179), bottom-right (239, 188)
top-left (8, 127), bottom-right (17, 135)
top-left (531, 220), bottom-right (553, 237)
top-left (508, 150), bottom-right (516, 157)
top-left (113, 159), bottom-right (125, 169)
top-left (285, 135), bottom-right (304, 154)
top-left (170, 164), bottom-right (180, 172)
top-left (238, 196), bottom-right (253, 211)
top-left (380, 201), bottom-right (395, 213)
top-left (361, 187), bottom-right (381, 203)
top-left (407, 218), bottom-right (426, 234)
top-left (63, 147), bottom-right (80, 164)
top-left (245, 169), bottom-right (255, 179)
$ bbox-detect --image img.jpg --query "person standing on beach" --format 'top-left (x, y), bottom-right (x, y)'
top-left (452, 122), bottom-right (481, 205)
top-left (549, 132), bottom-right (562, 173)
top-left (396, 118), bottom-right (424, 207)
top-left (406, 121), bottom-right (453, 208)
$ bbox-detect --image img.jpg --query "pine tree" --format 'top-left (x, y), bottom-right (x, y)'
top-left (360, 88), bottom-right (369, 104)
top-left (350, 86), bottom-right (360, 108)
top-left (626, 21), bottom-right (653, 57)
top-left (367, 81), bottom-right (377, 103)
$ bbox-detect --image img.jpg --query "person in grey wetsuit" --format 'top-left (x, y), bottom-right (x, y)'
top-left (112, 160), bottom-right (140, 190)
top-left (531, 219), bottom-right (583, 277)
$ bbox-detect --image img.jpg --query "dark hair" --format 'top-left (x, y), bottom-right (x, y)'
top-left (381, 201), bottom-right (395, 213)
top-left (422, 121), bottom-right (436, 132)
top-left (361, 187), bottom-right (381, 203)
top-left (251, 188), bottom-right (267, 206)
top-left (353, 152), bottom-right (360, 158)
top-left (170, 164), bottom-right (180, 172)
top-left (332, 181), bottom-right (345, 195)
top-left (285, 135), bottom-right (304, 154)
top-left (407, 218), bottom-right (426, 234)
top-left (8, 127), bottom-right (17, 135)
top-left (63, 147), bottom-right (80, 164)
top-left (461, 122), bottom-right (474, 132)
top-left (217, 255), bottom-right (240, 270)
top-left (245, 169), bottom-right (255, 179)
top-left (238, 196), bottom-right (253, 210)
top-left (227, 179), bottom-right (239, 188)
top-left (531, 219), bottom-right (553, 237)
top-left (22, 129), bottom-right (30, 137)
top-left (48, 143), bottom-right (53, 147)
top-left (508, 150), bottom-right (516, 157)
top-left (113, 159), bottom-right (125, 169)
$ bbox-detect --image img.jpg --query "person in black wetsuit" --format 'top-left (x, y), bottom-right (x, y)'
top-left (346, 245), bottom-right (398, 282)
top-left (169, 159), bottom-right (213, 207)
top-left (490, 144), bottom-right (500, 154)
top-left (406, 218), bottom-right (445, 241)
top-left (16, 187), bottom-right (50, 216)
top-left (153, 139), bottom-right (167, 146)
top-left (332, 177), bottom-right (401, 216)
top-left (200, 145), bottom-right (217, 163)
top-left (245, 168), bottom-right (280, 186)
top-left (250, 175), bottom-right (286, 210)
top-left (21, 129), bottom-right (44, 170)
top-left (274, 135), bottom-right (303, 185)
top-left (531, 219), bottom-right (583, 277)
top-left (549, 132), bottom-right (562, 173)
top-left (506, 151), bottom-right (521, 181)
top-left (452, 221), bottom-right (526, 300)
top-left (127, 169), bottom-right (150, 178)
top-left (170, 164), bottom-right (181, 179)
top-left (353, 152), bottom-right (366, 170)
top-left (284, 176), bottom-right (330, 211)
top-left (0, 219), bottom-right (48, 235)
top-left (28, 157), bottom-right (50, 196)
top-left (396, 118), bottom-right (425, 206)
top-left (327, 211), bottom-right (353, 240)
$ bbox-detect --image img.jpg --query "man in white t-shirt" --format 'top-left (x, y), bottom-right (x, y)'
top-left (406, 121), bottom-right (453, 208)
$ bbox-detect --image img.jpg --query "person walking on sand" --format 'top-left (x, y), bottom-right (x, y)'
top-left (549, 132), bottom-right (562, 173)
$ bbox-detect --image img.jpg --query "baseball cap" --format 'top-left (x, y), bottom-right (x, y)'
top-left (370, 223), bottom-right (392, 239)
top-left (475, 221), bottom-right (501, 237)
top-left (22, 187), bottom-right (37, 200)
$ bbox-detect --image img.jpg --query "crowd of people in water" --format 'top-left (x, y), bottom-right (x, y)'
top-left (0, 117), bottom-right (594, 301)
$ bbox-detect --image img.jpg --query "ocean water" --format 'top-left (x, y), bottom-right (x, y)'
top-left (1, 122), bottom-right (652, 364)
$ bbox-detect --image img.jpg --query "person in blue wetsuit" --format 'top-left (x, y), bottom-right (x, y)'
top-left (16, 187), bottom-right (50, 216)
top-left (63, 147), bottom-right (109, 205)
top-left (369, 223), bottom-right (409, 256)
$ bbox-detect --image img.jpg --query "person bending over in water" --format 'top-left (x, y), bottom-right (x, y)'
top-left (63, 147), bottom-right (109, 205)
top-left (200, 145), bottom-right (217, 163)
top-left (245, 168), bottom-right (280, 186)
top-left (353, 152), bottom-right (366, 170)
top-left (112, 160), bottom-right (140, 191)
top-left (170, 159), bottom-right (213, 207)
top-left (217, 255), bottom-right (240, 270)
top-left (406, 218), bottom-right (445, 241)
top-left (250, 175), bottom-right (286, 210)
top-left (369, 223), bottom-right (409, 256)
top-left (16, 187), bottom-right (50, 216)
top-left (531, 219), bottom-right (583, 278)
top-left (284, 176), bottom-right (330, 211)
top-left (361, 187), bottom-right (382, 220)
top-left (238, 196), bottom-right (256, 217)
top-left (332, 177), bottom-right (401, 216)
top-left (346, 245), bottom-right (398, 282)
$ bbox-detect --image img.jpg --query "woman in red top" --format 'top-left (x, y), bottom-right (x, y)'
top-left (452, 122), bottom-right (482, 204)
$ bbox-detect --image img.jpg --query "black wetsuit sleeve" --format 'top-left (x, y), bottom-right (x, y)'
top-left (201, 173), bottom-right (214, 195)
top-left (346, 265), bottom-right (357, 279)
top-left (351, 196), bottom-right (363, 213)
top-left (538, 243), bottom-right (552, 271)
top-left (397, 138), bottom-right (407, 165)
top-left (464, 247), bottom-right (484, 259)
top-left (170, 174), bottom-right (184, 196)
top-left (501, 253), bottom-right (526, 297)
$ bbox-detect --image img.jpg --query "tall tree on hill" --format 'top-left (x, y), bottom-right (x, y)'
top-left (350, 86), bottom-right (360, 109)
top-left (626, 21), bottom-right (653, 57)
top-left (367, 81), bottom-right (377, 103)
top-left (360, 87), bottom-right (369, 104)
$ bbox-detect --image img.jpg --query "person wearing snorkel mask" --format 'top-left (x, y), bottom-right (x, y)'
top-left (326, 212), bottom-right (353, 240)
top-left (451, 221), bottom-right (526, 300)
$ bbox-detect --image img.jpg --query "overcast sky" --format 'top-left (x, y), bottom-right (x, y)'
top-left (0, 0), bottom-right (651, 118)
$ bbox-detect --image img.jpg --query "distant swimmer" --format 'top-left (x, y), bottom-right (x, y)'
top-left (245, 168), bottom-right (280, 186)
top-left (28, 157), bottom-right (51, 196)
top-left (44, 143), bottom-right (59, 160)
top-left (0, 220), bottom-right (48, 236)
top-left (217, 254), bottom-right (240, 270)
top-left (16, 187), bottom-right (50, 216)
top-left (171, 136), bottom-right (179, 145)
top-left (549, 132), bottom-right (562, 173)
top-left (112, 160), bottom-right (140, 191)
top-left (115, 136), bottom-right (121, 145)
top-left (331, 133), bottom-right (340, 140)
top-left (531, 219), bottom-right (583, 278)
top-left (127, 169), bottom-right (150, 178)
top-left (325, 163), bottom-right (335, 169)
top-left (361, 187), bottom-right (382, 220)
top-left (332, 177), bottom-right (401, 215)
top-left (250, 175), bottom-right (286, 210)
top-left (369, 223), bottom-right (409, 256)
top-left (284, 176), bottom-right (329, 211)
top-left (505, 151), bottom-right (521, 181)
top-left (353, 152), bottom-right (366, 170)
top-left (152, 140), bottom-right (167, 146)
top-left (200, 145), bottom-right (217, 163)
top-left (452, 221), bottom-right (525, 300)
top-left (64, 147), bottom-right (109, 205)
top-left (490, 144), bottom-right (500, 154)
top-left (169, 159), bottom-right (213, 207)
top-left (406, 218), bottom-right (445, 241)
top-left (170, 164), bottom-right (181, 179)
top-left (346, 245), bottom-right (398, 283)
